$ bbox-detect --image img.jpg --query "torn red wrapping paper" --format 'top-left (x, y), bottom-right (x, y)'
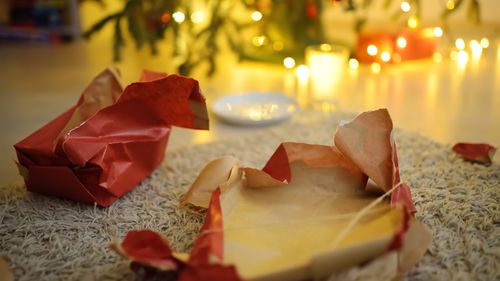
top-left (390, 182), bottom-right (417, 214)
top-left (112, 230), bottom-right (181, 271)
top-left (114, 109), bottom-right (429, 281)
top-left (14, 68), bottom-right (209, 207)
top-left (111, 211), bottom-right (242, 281)
top-left (188, 188), bottom-right (224, 264)
top-left (452, 143), bottom-right (497, 165)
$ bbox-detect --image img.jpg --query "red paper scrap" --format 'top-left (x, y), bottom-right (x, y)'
top-left (452, 143), bottom-right (497, 164)
top-left (14, 68), bottom-right (209, 207)
top-left (115, 230), bottom-right (181, 271)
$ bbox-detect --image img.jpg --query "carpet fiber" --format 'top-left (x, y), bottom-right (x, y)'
top-left (1, 112), bottom-right (498, 281)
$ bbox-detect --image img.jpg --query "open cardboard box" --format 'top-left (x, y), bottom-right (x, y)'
top-left (114, 109), bottom-right (432, 281)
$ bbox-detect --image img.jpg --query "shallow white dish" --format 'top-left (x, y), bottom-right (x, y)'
top-left (212, 93), bottom-right (298, 126)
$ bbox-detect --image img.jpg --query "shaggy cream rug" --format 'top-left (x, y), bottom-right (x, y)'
top-left (1, 111), bottom-right (498, 281)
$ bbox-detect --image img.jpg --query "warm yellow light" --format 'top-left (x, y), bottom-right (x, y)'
top-left (455, 38), bottom-right (465, 50)
top-left (469, 40), bottom-right (482, 58)
top-left (446, 0), bottom-right (455, 10)
top-left (172, 11), bottom-right (185, 23)
top-left (396, 37), bottom-right (407, 48)
top-left (273, 41), bottom-right (284, 51)
top-left (469, 39), bottom-right (480, 49)
top-left (422, 28), bottom-right (435, 38)
top-left (450, 50), bottom-right (458, 60)
top-left (381, 51), bottom-right (391, 62)
top-left (349, 58), bottom-right (359, 70)
top-left (480, 38), bottom-right (490, 48)
top-left (400, 1), bottom-right (411, 12)
top-left (190, 11), bottom-right (204, 24)
top-left (407, 16), bottom-right (418, 29)
top-left (433, 27), bottom-right (443, 37)
top-left (393, 53), bottom-right (402, 63)
top-left (367, 44), bottom-right (378, 56)
top-left (283, 57), bottom-right (296, 69)
top-left (251, 11), bottom-right (263, 22)
top-left (457, 50), bottom-right (469, 65)
top-left (320, 44), bottom-right (332, 52)
top-left (433, 52), bottom-right (443, 63)
top-left (371, 62), bottom-right (381, 73)
top-left (295, 65), bottom-right (309, 80)
top-left (252, 35), bottom-right (267, 47)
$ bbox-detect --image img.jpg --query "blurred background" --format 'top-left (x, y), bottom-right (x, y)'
top-left (0, 0), bottom-right (499, 184)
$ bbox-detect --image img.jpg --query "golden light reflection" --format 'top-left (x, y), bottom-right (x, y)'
top-left (224, 102), bottom-right (289, 122)
top-left (312, 101), bottom-right (337, 113)
top-left (455, 38), bottom-right (465, 50)
top-left (371, 62), bottom-right (381, 73)
top-left (426, 71), bottom-right (438, 112)
top-left (192, 130), bottom-right (214, 145)
top-left (450, 50), bottom-right (458, 60)
top-left (469, 40), bottom-right (483, 60)
top-left (295, 65), bottom-right (309, 80)
top-left (480, 38), bottom-right (490, 49)
top-left (457, 50), bottom-right (469, 70)
top-left (246, 104), bottom-right (278, 121)
top-left (283, 71), bottom-right (295, 96)
top-left (495, 44), bottom-right (500, 104)
top-left (433, 52), bottom-right (443, 63)
top-left (365, 77), bottom-right (377, 109)
top-left (295, 64), bottom-right (310, 108)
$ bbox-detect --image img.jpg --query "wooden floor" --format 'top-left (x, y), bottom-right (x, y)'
top-left (0, 37), bottom-right (499, 185)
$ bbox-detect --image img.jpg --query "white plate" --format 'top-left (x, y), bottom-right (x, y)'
top-left (212, 93), bottom-right (298, 126)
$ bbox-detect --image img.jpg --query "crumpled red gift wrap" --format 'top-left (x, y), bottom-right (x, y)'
top-left (14, 68), bottom-right (209, 207)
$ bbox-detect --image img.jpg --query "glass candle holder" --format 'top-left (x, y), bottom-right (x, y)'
top-left (306, 44), bottom-right (349, 111)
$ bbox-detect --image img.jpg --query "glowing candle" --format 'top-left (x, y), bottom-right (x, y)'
top-left (306, 44), bottom-right (349, 105)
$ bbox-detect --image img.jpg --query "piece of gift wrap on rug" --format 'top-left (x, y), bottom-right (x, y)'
top-left (114, 109), bottom-right (432, 281)
top-left (14, 68), bottom-right (209, 207)
top-left (452, 143), bottom-right (497, 165)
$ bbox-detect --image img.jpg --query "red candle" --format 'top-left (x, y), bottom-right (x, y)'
top-left (355, 28), bottom-right (439, 64)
